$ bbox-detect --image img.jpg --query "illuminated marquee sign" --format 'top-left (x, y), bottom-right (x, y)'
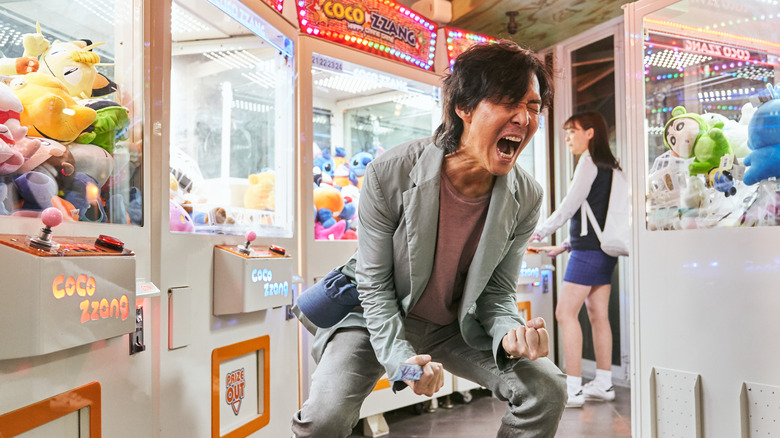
top-left (444, 27), bottom-right (497, 68)
top-left (225, 367), bottom-right (246, 415)
top-left (683, 39), bottom-right (750, 62)
top-left (296, 0), bottom-right (437, 70)
top-left (263, 0), bottom-right (285, 13)
top-left (52, 274), bottom-right (130, 323)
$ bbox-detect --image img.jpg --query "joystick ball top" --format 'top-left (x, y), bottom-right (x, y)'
top-left (245, 231), bottom-right (256, 242)
top-left (41, 208), bottom-right (63, 228)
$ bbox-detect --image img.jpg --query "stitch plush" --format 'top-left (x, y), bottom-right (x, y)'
top-left (664, 106), bottom-right (732, 175)
top-left (743, 84), bottom-right (780, 185)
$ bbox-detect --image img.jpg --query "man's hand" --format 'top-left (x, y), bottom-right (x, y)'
top-left (502, 317), bottom-right (550, 360)
top-left (403, 354), bottom-right (444, 397)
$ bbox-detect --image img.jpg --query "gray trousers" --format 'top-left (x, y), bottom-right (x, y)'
top-left (292, 318), bottom-right (567, 437)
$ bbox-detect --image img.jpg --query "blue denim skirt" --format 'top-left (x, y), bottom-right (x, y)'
top-left (563, 250), bottom-right (617, 286)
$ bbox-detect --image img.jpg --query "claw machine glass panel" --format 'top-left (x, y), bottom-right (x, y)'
top-left (0, 0), bottom-right (152, 436)
top-left (311, 53), bottom-right (440, 240)
top-left (625, 0), bottom-right (780, 435)
top-left (0, 1), bottom-right (143, 226)
top-left (642, 4), bottom-right (780, 230)
top-left (170, 0), bottom-right (294, 237)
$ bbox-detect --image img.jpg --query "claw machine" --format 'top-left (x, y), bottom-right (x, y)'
top-left (624, 0), bottom-right (780, 436)
top-left (0, 0), bottom-right (155, 436)
top-left (294, 0), bottom-right (453, 431)
top-left (157, 0), bottom-right (299, 436)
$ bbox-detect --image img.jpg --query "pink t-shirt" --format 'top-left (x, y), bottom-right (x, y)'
top-left (409, 171), bottom-right (491, 325)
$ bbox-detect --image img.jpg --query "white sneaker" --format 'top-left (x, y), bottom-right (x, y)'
top-left (582, 381), bottom-right (615, 401)
top-left (566, 389), bottom-right (585, 408)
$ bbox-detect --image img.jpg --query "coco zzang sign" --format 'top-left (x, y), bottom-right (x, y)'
top-left (683, 39), bottom-right (751, 62)
top-left (52, 273), bottom-right (130, 323)
top-left (296, 0), bottom-right (437, 70)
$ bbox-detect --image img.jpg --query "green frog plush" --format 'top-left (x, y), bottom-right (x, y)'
top-left (663, 106), bottom-right (732, 175)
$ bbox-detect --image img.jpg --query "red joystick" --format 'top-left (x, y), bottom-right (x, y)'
top-left (30, 207), bottom-right (63, 250)
top-left (238, 231), bottom-right (257, 255)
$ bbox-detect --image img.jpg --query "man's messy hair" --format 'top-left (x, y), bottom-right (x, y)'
top-left (434, 41), bottom-right (553, 154)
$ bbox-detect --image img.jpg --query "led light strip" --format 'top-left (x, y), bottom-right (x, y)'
top-left (645, 18), bottom-right (780, 51)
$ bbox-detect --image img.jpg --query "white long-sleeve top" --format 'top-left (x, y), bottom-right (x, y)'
top-left (534, 151), bottom-right (599, 240)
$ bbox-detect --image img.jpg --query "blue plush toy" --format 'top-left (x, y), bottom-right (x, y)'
top-left (349, 151), bottom-right (373, 188)
top-left (743, 84), bottom-right (780, 186)
top-left (313, 147), bottom-right (335, 178)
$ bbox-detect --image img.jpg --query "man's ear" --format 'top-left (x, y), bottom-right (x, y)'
top-left (455, 105), bottom-right (471, 123)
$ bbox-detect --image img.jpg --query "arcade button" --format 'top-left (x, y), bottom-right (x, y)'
top-left (95, 234), bottom-right (125, 251)
top-left (269, 244), bottom-right (286, 256)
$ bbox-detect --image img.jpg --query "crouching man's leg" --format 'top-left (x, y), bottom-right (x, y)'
top-left (493, 357), bottom-right (567, 438)
top-left (433, 330), bottom-right (566, 438)
top-left (292, 328), bottom-right (385, 438)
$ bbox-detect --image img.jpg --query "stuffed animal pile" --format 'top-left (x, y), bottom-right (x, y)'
top-left (648, 92), bottom-right (780, 229)
top-left (0, 23), bottom-right (137, 223)
top-left (312, 146), bottom-right (374, 240)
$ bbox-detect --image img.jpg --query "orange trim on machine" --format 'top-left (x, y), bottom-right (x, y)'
top-left (0, 381), bottom-right (101, 437)
top-left (212, 336), bottom-right (271, 438)
top-left (372, 378), bottom-right (391, 392)
top-left (517, 301), bottom-right (532, 321)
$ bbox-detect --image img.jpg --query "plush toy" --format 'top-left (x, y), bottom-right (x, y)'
top-left (13, 170), bottom-right (57, 210)
top-left (701, 106), bottom-right (753, 159)
top-left (10, 73), bottom-right (96, 143)
top-left (0, 125), bottom-right (24, 175)
top-left (244, 170), bottom-right (275, 211)
top-left (332, 163), bottom-right (354, 188)
top-left (314, 214), bottom-right (346, 240)
top-left (333, 146), bottom-right (348, 169)
top-left (664, 106), bottom-right (732, 175)
top-left (21, 25), bottom-right (117, 99)
top-left (313, 184), bottom-right (346, 240)
top-left (78, 99), bottom-right (130, 152)
top-left (743, 84), bottom-right (780, 186)
top-left (64, 172), bottom-right (105, 222)
top-left (350, 151), bottom-right (373, 188)
top-left (69, 142), bottom-right (114, 186)
top-left (170, 199), bottom-right (195, 232)
top-left (314, 185), bottom-right (343, 216)
top-left (0, 82), bottom-right (43, 174)
top-left (313, 147), bottom-right (335, 178)
top-left (0, 56), bottom-right (39, 76)
top-left (0, 82), bottom-right (29, 142)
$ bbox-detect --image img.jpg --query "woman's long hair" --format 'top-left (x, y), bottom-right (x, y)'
top-left (564, 112), bottom-right (620, 170)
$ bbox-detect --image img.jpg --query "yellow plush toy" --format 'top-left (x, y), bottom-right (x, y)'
top-left (10, 73), bottom-right (96, 144)
top-left (244, 171), bottom-right (275, 211)
top-left (11, 24), bottom-right (115, 99)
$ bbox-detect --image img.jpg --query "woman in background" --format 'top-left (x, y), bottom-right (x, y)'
top-left (529, 112), bottom-right (620, 408)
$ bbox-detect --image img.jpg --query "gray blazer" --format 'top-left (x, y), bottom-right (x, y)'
top-left (309, 137), bottom-right (543, 381)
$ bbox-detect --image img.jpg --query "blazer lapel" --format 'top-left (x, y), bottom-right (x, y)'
top-left (402, 145), bottom-right (444, 310)
top-left (459, 171), bottom-right (520, 318)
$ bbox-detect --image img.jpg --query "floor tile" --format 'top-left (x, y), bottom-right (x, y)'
top-left (348, 386), bottom-right (631, 437)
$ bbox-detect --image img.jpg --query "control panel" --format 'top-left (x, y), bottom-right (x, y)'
top-left (0, 208), bottom-right (136, 360)
top-left (213, 232), bottom-right (293, 315)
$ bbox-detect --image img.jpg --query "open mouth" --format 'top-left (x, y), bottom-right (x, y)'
top-left (497, 136), bottom-right (522, 160)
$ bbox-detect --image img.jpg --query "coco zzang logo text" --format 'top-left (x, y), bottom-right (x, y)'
top-left (52, 274), bottom-right (130, 323)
